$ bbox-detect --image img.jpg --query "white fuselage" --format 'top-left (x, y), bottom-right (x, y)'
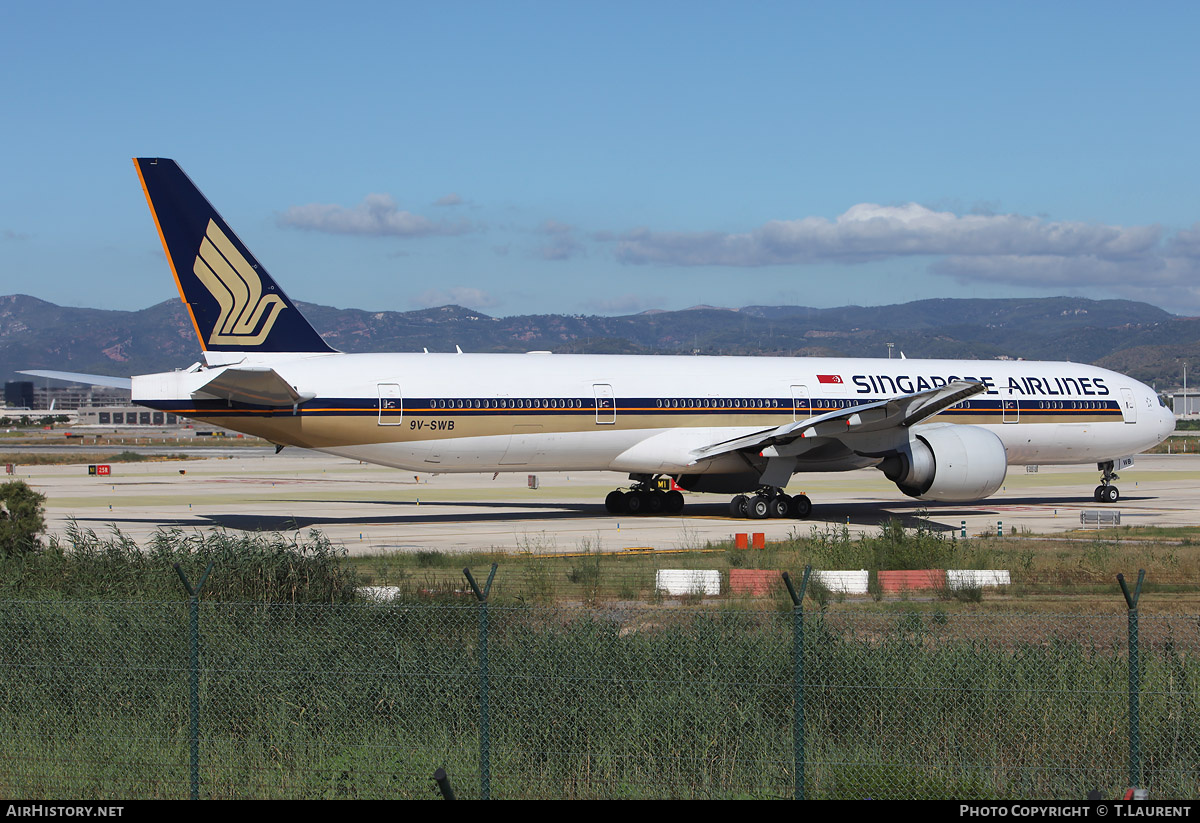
top-left (132, 351), bottom-right (1175, 486)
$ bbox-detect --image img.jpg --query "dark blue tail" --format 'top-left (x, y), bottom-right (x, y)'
top-left (133, 158), bottom-right (334, 353)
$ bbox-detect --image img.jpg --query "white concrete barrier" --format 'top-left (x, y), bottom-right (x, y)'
top-left (811, 570), bottom-right (870, 594)
top-left (357, 586), bottom-right (403, 602)
top-left (656, 569), bottom-right (721, 596)
top-left (947, 570), bottom-right (1011, 589)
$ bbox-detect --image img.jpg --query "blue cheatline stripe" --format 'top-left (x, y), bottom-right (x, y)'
top-left (136, 395), bottom-right (1123, 419)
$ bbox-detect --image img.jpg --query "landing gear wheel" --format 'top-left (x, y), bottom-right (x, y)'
top-left (730, 495), bottom-right (749, 517)
top-left (1095, 461), bottom-right (1121, 504)
top-left (646, 490), bottom-right (665, 514)
top-left (768, 495), bottom-right (791, 519)
top-left (605, 490), bottom-right (626, 513)
top-left (624, 490), bottom-right (644, 514)
top-left (748, 495), bottom-right (771, 519)
top-left (791, 494), bottom-right (813, 519)
top-left (664, 490), bottom-right (685, 514)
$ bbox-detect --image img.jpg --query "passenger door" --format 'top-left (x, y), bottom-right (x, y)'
top-left (377, 383), bottom-right (403, 425)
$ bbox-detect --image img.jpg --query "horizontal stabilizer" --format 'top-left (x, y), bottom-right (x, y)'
top-left (18, 370), bottom-right (133, 390)
top-left (195, 367), bottom-right (313, 407)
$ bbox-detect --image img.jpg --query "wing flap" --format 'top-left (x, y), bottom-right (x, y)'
top-left (689, 380), bottom-right (986, 464)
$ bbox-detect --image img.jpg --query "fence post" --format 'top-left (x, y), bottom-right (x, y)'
top-left (173, 561), bottom-right (213, 801)
top-left (781, 565), bottom-right (812, 801)
top-left (1117, 569), bottom-right (1145, 792)
top-left (433, 767), bottom-right (457, 800)
top-left (464, 563), bottom-right (498, 800)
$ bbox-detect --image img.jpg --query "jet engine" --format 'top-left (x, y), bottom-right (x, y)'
top-left (876, 425), bottom-right (1008, 502)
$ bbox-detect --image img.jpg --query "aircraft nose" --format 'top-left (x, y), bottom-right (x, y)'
top-left (1161, 407), bottom-right (1176, 440)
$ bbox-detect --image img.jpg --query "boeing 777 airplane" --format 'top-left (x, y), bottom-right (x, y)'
top-left (26, 159), bottom-right (1178, 519)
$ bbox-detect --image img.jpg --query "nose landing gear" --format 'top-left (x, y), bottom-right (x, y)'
top-left (1093, 461), bottom-right (1120, 503)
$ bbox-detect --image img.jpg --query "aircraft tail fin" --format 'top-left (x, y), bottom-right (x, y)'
top-left (133, 158), bottom-right (334, 354)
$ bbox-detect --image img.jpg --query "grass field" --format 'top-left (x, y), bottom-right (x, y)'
top-left (2, 598), bottom-right (1197, 798)
top-left (3, 519), bottom-right (1200, 798)
top-left (341, 522), bottom-right (1200, 614)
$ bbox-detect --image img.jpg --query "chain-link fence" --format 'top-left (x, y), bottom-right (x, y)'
top-left (1, 582), bottom-right (1198, 798)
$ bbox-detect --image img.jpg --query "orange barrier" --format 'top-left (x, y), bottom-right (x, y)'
top-left (877, 569), bottom-right (946, 592)
top-left (729, 569), bottom-right (778, 596)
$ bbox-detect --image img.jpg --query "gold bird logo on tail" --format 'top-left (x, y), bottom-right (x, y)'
top-left (193, 219), bottom-right (286, 346)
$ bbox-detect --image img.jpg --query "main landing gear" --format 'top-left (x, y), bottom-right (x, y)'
top-left (1093, 461), bottom-right (1120, 503)
top-left (604, 478), bottom-right (685, 515)
top-left (729, 488), bottom-right (813, 520)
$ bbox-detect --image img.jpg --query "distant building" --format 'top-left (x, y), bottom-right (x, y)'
top-left (31, 385), bottom-right (131, 411)
top-left (75, 405), bottom-right (178, 426)
top-left (4, 381), bottom-right (34, 409)
top-left (1173, 391), bottom-right (1200, 418)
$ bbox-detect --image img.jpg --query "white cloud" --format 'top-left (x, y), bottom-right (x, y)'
top-left (433, 193), bottom-right (464, 207)
top-left (931, 254), bottom-right (1200, 309)
top-left (1168, 222), bottom-right (1200, 258)
top-left (280, 194), bottom-right (475, 237)
top-left (411, 286), bottom-right (500, 310)
top-left (612, 203), bottom-right (1162, 266)
top-left (602, 203), bottom-right (1200, 312)
top-left (535, 219), bottom-right (585, 261)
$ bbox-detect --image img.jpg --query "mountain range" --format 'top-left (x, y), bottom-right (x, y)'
top-left (2, 293), bottom-right (1197, 390)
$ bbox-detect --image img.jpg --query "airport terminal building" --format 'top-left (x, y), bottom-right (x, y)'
top-left (1173, 391), bottom-right (1200, 418)
top-left (4, 380), bottom-right (178, 426)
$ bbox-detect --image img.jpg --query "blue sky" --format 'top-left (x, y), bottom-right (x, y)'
top-left (3, 1), bottom-right (1199, 317)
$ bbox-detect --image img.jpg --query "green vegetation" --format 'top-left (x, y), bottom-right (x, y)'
top-left (2, 600), bottom-right (1198, 798)
top-left (0, 451), bottom-right (198, 466)
top-left (0, 415), bottom-right (70, 428)
top-left (6, 507), bottom-right (1200, 610)
top-left (341, 520), bottom-right (1200, 612)
top-left (3, 507), bottom-right (1200, 798)
top-left (1144, 435), bottom-right (1198, 454)
top-left (0, 523), bottom-right (358, 603)
top-left (0, 481), bottom-right (45, 557)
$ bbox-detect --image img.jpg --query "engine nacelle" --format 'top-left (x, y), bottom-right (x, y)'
top-left (877, 425), bottom-right (1008, 502)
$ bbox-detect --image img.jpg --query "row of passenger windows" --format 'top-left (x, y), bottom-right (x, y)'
top-left (1036, 401), bottom-right (1111, 410)
top-left (428, 398), bottom-right (586, 410)
top-left (656, 398), bottom-right (782, 409)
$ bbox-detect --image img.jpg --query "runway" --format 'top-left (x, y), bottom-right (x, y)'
top-left (14, 451), bottom-right (1200, 555)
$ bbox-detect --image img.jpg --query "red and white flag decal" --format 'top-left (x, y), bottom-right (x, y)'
top-left (817, 374), bottom-right (843, 384)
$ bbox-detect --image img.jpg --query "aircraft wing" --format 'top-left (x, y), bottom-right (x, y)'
top-left (688, 380), bottom-right (987, 464)
top-left (18, 370), bottom-right (133, 390)
top-left (194, 367), bottom-right (313, 407)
